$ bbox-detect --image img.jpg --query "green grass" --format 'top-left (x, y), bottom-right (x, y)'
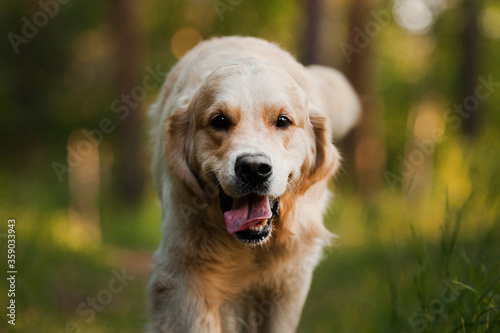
top-left (299, 200), bottom-right (499, 332)
top-left (1, 134), bottom-right (499, 332)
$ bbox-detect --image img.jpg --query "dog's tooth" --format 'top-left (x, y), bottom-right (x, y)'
top-left (246, 220), bottom-right (269, 232)
top-left (248, 224), bottom-right (264, 232)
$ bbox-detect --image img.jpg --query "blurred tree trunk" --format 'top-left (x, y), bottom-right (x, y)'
top-left (346, 0), bottom-right (386, 197)
top-left (460, 0), bottom-right (480, 138)
top-left (110, 0), bottom-right (146, 204)
top-left (303, 0), bottom-right (322, 65)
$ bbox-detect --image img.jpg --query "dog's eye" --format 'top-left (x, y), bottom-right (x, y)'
top-left (210, 114), bottom-right (230, 130)
top-left (276, 115), bottom-right (292, 129)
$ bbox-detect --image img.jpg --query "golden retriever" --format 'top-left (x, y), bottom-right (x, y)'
top-left (148, 36), bottom-right (359, 332)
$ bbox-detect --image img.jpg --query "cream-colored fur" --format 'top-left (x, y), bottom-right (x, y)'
top-left (148, 36), bottom-right (360, 333)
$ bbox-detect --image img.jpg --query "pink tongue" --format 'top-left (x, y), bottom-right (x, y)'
top-left (224, 195), bottom-right (272, 234)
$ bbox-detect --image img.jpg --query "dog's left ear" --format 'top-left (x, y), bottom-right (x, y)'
top-left (299, 108), bottom-right (341, 193)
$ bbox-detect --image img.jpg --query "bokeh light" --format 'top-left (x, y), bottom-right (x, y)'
top-left (393, 0), bottom-right (434, 33)
top-left (170, 27), bottom-right (203, 59)
top-left (480, 6), bottom-right (500, 39)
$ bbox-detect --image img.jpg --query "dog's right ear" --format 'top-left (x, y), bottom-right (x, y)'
top-left (165, 100), bottom-right (208, 203)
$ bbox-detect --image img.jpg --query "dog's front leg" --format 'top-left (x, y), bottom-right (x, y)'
top-left (261, 271), bottom-right (313, 332)
top-left (260, 248), bottom-right (324, 333)
top-left (148, 270), bottom-right (222, 333)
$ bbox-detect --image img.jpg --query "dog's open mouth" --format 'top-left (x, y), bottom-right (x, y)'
top-left (218, 185), bottom-right (279, 244)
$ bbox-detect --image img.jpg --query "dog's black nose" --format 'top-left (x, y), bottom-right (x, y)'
top-left (235, 154), bottom-right (272, 185)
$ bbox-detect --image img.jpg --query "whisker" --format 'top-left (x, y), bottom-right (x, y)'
top-left (287, 178), bottom-right (299, 200)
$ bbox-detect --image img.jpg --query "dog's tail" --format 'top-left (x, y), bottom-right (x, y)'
top-left (306, 65), bottom-right (361, 140)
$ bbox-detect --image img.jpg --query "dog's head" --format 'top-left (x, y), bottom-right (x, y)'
top-left (166, 61), bottom-right (340, 245)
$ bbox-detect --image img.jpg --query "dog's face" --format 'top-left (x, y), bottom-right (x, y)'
top-left (167, 63), bottom-right (339, 245)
